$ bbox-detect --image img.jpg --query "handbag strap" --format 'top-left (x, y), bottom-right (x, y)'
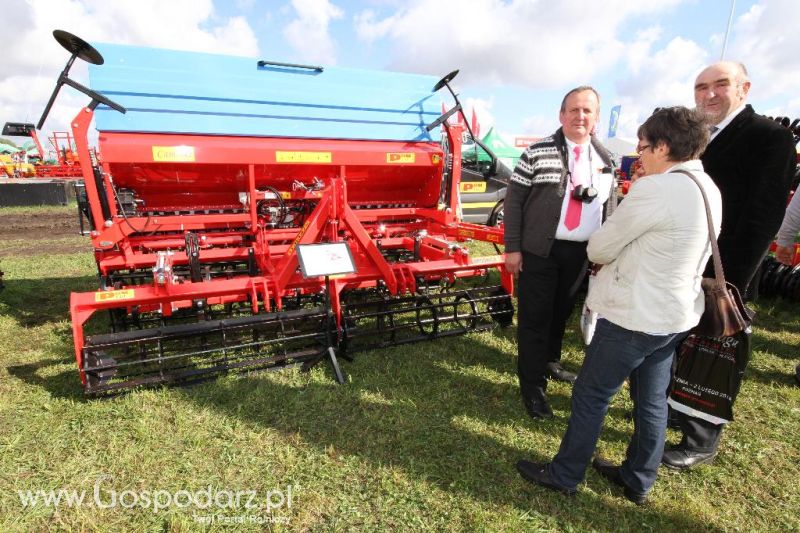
top-left (670, 168), bottom-right (726, 290)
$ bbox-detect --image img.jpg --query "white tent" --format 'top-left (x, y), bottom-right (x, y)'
top-left (604, 137), bottom-right (637, 158)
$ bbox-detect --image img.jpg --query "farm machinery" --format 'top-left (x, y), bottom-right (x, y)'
top-left (42, 31), bottom-right (514, 395)
top-left (1, 122), bottom-right (87, 179)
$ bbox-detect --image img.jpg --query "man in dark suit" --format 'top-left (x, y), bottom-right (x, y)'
top-left (663, 62), bottom-right (797, 471)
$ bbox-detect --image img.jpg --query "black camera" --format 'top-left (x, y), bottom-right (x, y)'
top-left (572, 185), bottom-right (598, 203)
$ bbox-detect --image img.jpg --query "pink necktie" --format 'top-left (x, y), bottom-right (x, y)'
top-left (564, 145), bottom-right (583, 230)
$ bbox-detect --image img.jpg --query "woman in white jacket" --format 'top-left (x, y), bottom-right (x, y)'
top-left (516, 106), bottom-right (722, 504)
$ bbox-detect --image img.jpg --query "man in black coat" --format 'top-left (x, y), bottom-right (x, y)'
top-left (663, 62), bottom-right (797, 471)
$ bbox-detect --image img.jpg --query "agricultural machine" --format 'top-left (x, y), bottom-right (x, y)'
top-left (1, 122), bottom-right (87, 179)
top-left (41, 31), bottom-right (514, 395)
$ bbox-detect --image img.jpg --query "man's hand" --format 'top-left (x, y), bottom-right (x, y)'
top-left (775, 245), bottom-right (794, 266)
top-left (505, 251), bottom-right (523, 275)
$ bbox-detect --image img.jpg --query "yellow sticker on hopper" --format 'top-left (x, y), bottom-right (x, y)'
top-left (387, 153), bottom-right (415, 163)
top-left (95, 289), bottom-right (135, 302)
top-left (276, 151), bottom-right (332, 163)
top-left (152, 146), bottom-right (195, 162)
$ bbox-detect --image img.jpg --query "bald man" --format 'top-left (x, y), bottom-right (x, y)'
top-left (663, 61), bottom-right (796, 471)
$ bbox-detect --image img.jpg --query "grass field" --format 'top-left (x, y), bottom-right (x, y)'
top-left (1, 204), bottom-right (798, 531)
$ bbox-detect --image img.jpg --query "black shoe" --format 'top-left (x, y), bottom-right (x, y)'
top-left (661, 447), bottom-right (716, 470)
top-left (546, 362), bottom-right (577, 384)
top-left (522, 389), bottom-right (553, 420)
top-left (591, 457), bottom-right (648, 505)
top-left (516, 460), bottom-right (575, 496)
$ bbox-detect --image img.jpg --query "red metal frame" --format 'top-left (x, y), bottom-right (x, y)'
top-left (68, 105), bottom-right (513, 386)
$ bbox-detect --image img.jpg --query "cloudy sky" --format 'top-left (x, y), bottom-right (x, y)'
top-left (2, 0), bottom-right (799, 145)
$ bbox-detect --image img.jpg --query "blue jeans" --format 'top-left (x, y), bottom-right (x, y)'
top-left (548, 318), bottom-right (686, 494)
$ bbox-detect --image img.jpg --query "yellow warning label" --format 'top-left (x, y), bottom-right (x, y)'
top-left (458, 229), bottom-right (475, 238)
top-left (460, 182), bottom-right (487, 193)
top-left (280, 192), bottom-right (292, 199)
top-left (94, 289), bottom-right (135, 302)
top-left (276, 151), bottom-right (332, 163)
top-left (472, 255), bottom-right (503, 265)
top-left (386, 153), bottom-right (415, 164)
top-left (152, 146), bottom-right (195, 162)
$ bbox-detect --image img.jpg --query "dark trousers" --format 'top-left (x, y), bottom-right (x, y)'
top-left (517, 241), bottom-right (587, 398)
top-left (549, 319), bottom-right (686, 493)
top-left (675, 409), bottom-right (724, 453)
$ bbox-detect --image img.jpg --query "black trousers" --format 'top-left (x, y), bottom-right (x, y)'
top-left (517, 241), bottom-right (588, 398)
top-left (675, 411), bottom-right (723, 453)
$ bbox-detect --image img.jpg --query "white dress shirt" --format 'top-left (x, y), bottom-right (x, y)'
top-left (710, 103), bottom-right (746, 141)
top-left (555, 139), bottom-right (612, 242)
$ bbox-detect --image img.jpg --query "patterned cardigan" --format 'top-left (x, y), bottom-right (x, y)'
top-left (510, 136), bottom-right (564, 187)
top-left (503, 128), bottom-right (615, 257)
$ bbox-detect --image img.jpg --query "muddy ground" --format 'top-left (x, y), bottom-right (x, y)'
top-left (0, 209), bottom-right (89, 256)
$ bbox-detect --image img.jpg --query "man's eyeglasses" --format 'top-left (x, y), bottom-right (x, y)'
top-left (636, 144), bottom-right (651, 154)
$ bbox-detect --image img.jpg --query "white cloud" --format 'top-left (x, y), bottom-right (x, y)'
top-left (519, 27), bottom-right (708, 141)
top-left (608, 0), bottom-right (800, 139)
top-left (353, 0), bottom-right (682, 87)
top-left (235, 0), bottom-right (257, 10)
top-left (624, 27), bottom-right (664, 75)
top-left (521, 114), bottom-right (558, 137)
top-left (462, 97), bottom-right (496, 135)
top-left (1, 0), bottom-right (258, 138)
top-left (283, 0), bottom-right (344, 65)
top-left (611, 35), bottom-right (707, 139)
top-left (618, 36), bottom-right (707, 103)
top-left (726, 0), bottom-right (800, 103)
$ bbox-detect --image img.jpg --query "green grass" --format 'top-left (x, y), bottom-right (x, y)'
top-left (1, 205), bottom-right (799, 531)
top-left (0, 202), bottom-right (78, 215)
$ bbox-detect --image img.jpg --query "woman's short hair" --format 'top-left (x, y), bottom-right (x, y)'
top-left (637, 106), bottom-right (709, 161)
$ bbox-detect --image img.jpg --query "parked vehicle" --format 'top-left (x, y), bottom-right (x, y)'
top-left (459, 133), bottom-right (512, 226)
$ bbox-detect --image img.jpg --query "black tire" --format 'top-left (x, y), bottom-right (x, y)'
top-left (487, 287), bottom-right (514, 327)
top-left (488, 200), bottom-right (504, 227)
